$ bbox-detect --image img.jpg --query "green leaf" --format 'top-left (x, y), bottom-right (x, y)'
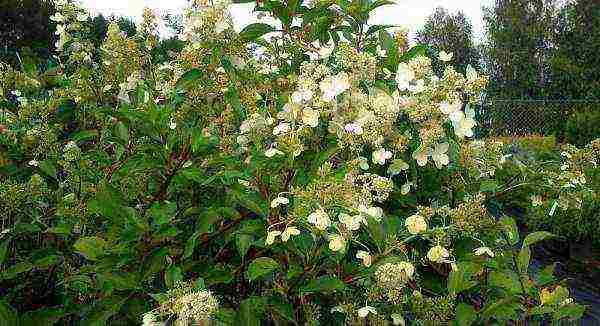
top-left (183, 230), bottom-right (202, 259)
top-left (100, 272), bottom-right (140, 291)
top-left (114, 122), bottom-right (129, 145)
top-left (399, 44), bottom-right (428, 64)
top-left (448, 262), bottom-right (480, 294)
top-left (20, 307), bottom-right (66, 325)
top-left (73, 236), bottom-right (106, 261)
top-left (39, 160), bottom-right (57, 179)
top-left (369, 0), bottom-right (395, 11)
top-left (175, 68), bottom-right (202, 92)
top-left (479, 179), bottom-right (498, 192)
top-left (0, 300), bottom-right (18, 326)
top-left (535, 263), bottom-right (556, 286)
top-left (246, 257), bottom-right (279, 281)
top-left (224, 87), bottom-right (244, 118)
top-left (499, 216), bottom-right (519, 246)
top-left (488, 270), bottom-right (522, 294)
top-left (214, 308), bottom-right (236, 325)
top-left (522, 231), bottom-right (554, 248)
top-left (230, 188), bottom-right (267, 217)
top-left (235, 297), bottom-right (266, 326)
top-left (455, 303), bottom-right (477, 326)
top-left (71, 130), bottom-right (98, 142)
top-left (269, 296), bottom-right (294, 321)
top-left (1, 261), bottom-right (33, 280)
top-left (239, 23), bottom-right (275, 41)
top-left (553, 303), bottom-right (585, 321)
top-left (366, 24), bottom-right (394, 36)
top-left (0, 240), bottom-right (8, 265)
top-left (34, 255), bottom-right (61, 269)
top-left (481, 299), bottom-right (521, 321)
top-left (165, 265), bottom-right (183, 288)
top-left (299, 276), bottom-right (346, 294)
top-left (236, 234), bottom-right (253, 258)
top-left (517, 246), bottom-right (531, 274)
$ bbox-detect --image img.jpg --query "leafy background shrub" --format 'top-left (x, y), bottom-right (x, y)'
top-left (565, 107), bottom-right (600, 147)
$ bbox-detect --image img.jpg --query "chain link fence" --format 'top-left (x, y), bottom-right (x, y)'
top-left (473, 99), bottom-right (600, 137)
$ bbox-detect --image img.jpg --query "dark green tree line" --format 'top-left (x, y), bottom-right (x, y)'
top-left (416, 7), bottom-right (481, 74)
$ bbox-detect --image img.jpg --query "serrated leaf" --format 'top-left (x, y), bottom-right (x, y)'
top-left (553, 303), bottom-right (585, 320)
top-left (246, 257), bottom-right (279, 281)
top-left (269, 296), bottom-right (294, 321)
top-left (183, 230), bottom-right (202, 259)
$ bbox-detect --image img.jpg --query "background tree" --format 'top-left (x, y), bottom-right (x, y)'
top-left (89, 14), bottom-right (137, 46)
top-left (548, 0), bottom-right (600, 99)
top-left (482, 0), bottom-right (557, 99)
top-left (0, 0), bottom-right (56, 64)
top-left (416, 7), bottom-right (480, 74)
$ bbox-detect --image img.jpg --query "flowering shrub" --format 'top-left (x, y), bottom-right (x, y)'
top-left (0, 0), bottom-right (594, 324)
top-left (492, 138), bottom-right (600, 244)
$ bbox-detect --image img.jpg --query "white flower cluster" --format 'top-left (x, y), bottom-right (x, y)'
top-left (51, 0), bottom-right (90, 53)
top-left (181, 0), bottom-right (233, 46)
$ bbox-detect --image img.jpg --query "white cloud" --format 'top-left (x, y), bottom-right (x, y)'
top-left (81, 0), bottom-right (491, 40)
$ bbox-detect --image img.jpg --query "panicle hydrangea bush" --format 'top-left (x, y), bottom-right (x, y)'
top-left (0, 0), bottom-right (597, 324)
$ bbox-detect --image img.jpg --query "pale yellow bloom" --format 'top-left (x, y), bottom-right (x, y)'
top-left (355, 250), bottom-right (372, 267)
top-left (319, 72), bottom-right (350, 102)
top-left (281, 226), bottom-right (300, 242)
top-left (427, 245), bottom-right (450, 263)
top-left (357, 305), bottom-right (377, 318)
top-left (339, 213), bottom-right (362, 231)
top-left (270, 196), bottom-right (289, 208)
top-left (328, 234), bottom-right (345, 251)
top-left (265, 147), bottom-right (284, 157)
top-left (474, 246), bottom-right (494, 257)
top-left (432, 143), bottom-right (450, 169)
top-left (413, 148), bottom-right (430, 167)
top-left (439, 51), bottom-right (453, 62)
top-left (372, 148), bottom-right (393, 165)
top-left (301, 108), bottom-right (319, 127)
top-left (405, 214), bottom-right (427, 235)
top-left (307, 208), bottom-right (331, 230)
top-left (395, 63), bottom-right (415, 91)
top-left (391, 313), bottom-right (406, 326)
top-left (266, 230), bottom-right (281, 245)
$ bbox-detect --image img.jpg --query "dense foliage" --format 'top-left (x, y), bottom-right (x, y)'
top-left (0, 0), bottom-right (597, 325)
top-left (482, 0), bottom-right (600, 100)
top-left (564, 109), bottom-right (600, 151)
top-left (0, 0), bottom-right (56, 64)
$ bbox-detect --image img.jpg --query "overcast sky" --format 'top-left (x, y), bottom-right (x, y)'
top-left (81, 0), bottom-right (493, 41)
